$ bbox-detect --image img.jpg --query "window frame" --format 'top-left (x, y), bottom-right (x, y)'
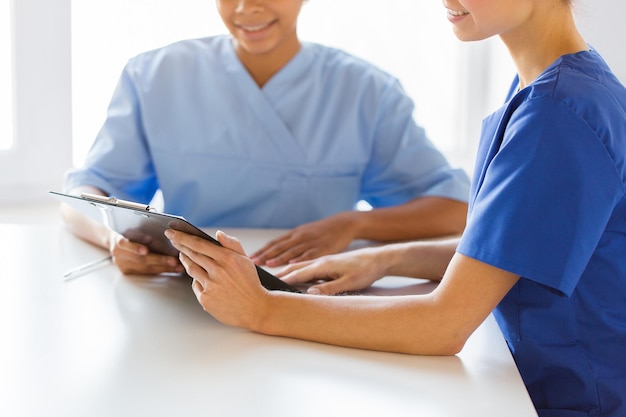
top-left (0, 0), bottom-right (72, 204)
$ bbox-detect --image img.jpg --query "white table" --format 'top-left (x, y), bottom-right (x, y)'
top-left (0, 224), bottom-right (537, 416)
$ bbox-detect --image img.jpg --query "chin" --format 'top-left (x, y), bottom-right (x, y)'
top-left (453, 28), bottom-right (491, 42)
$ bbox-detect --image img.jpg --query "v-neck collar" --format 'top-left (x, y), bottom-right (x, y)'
top-left (216, 35), bottom-right (310, 161)
top-left (219, 36), bottom-right (313, 96)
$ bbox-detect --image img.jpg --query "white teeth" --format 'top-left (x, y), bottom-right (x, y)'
top-left (241, 22), bottom-right (270, 31)
top-left (448, 9), bottom-right (469, 16)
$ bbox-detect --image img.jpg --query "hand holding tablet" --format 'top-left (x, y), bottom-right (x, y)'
top-left (50, 191), bottom-right (301, 293)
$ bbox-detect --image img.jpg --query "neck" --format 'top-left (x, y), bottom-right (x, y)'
top-left (235, 36), bottom-right (301, 88)
top-left (501, 3), bottom-right (587, 89)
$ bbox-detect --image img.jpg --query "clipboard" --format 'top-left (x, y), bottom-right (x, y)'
top-left (49, 191), bottom-right (301, 293)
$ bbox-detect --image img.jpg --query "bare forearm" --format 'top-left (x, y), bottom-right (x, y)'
top-left (349, 197), bottom-right (467, 242)
top-left (257, 251), bottom-right (511, 356)
top-left (379, 238), bottom-right (459, 281)
top-left (259, 292), bottom-right (463, 355)
top-left (60, 186), bottom-right (111, 249)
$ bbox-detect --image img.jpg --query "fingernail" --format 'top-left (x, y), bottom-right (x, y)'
top-left (164, 230), bottom-right (173, 238)
top-left (307, 287), bottom-right (321, 295)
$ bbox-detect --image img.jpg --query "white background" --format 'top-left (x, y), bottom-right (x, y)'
top-left (69, 1), bottom-right (473, 169)
top-left (1, 0), bottom-right (624, 204)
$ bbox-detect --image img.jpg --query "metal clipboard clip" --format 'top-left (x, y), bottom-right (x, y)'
top-left (80, 193), bottom-right (157, 212)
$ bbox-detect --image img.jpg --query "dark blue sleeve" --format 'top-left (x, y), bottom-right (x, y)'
top-left (457, 97), bottom-right (622, 296)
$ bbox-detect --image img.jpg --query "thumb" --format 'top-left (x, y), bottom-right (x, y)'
top-left (215, 230), bottom-right (247, 255)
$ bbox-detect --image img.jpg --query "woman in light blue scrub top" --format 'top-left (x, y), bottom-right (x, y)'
top-left (166, 0), bottom-right (626, 415)
top-left (62, 0), bottom-right (470, 275)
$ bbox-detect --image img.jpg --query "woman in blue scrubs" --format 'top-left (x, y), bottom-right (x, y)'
top-left (166, 0), bottom-right (626, 415)
top-left (62, 0), bottom-right (470, 275)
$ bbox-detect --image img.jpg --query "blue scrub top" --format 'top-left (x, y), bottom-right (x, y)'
top-left (458, 50), bottom-right (626, 416)
top-left (65, 35), bottom-right (469, 228)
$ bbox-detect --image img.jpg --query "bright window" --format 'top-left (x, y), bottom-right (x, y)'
top-left (71, 0), bottom-right (476, 172)
top-left (0, 0), bottom-right (72, 202)
top-left (0, 1), bottom-right (13, 151)
top-left (299, 1), bottom-right (467, 164)
top-left (71, 0), bottom-right (222, 167)
top-left (1, 0), bottom-right (518, 203)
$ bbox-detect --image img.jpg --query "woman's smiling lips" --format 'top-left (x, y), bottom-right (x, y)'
top-left (236, 20), bottom-right (277, 36)
top-left (446, 7), bottom-right (470, 23)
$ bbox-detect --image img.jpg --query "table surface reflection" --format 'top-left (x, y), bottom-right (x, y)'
top-left (0, 224), bottom-right (537, 417)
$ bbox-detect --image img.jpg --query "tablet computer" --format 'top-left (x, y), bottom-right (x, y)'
top-left (50, 191), bottom-right (301, 293)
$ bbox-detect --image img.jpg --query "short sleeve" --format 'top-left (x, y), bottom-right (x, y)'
top-left (457, 97), bottom-right (622, 296)
top-left (359, 79), bottom-right (470, 207)
top-left (65, 63), bottom-right (158, 203)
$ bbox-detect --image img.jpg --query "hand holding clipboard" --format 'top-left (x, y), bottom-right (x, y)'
top-left (50, 191), bottom-right (301, 293)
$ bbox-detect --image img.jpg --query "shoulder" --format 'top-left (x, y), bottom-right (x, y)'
top-left (521, 50), bottom-right (626, 133)
top-left (303, 42), bottom-right (402, 92)
top-left (507, 51), bottom-right (626, 147)
top-left (304, 43), bottom-right (386, 72)
top-left (498, 51), bottom-right (626, 187)
top-left (125, 35), bottom-right (228, 73)
top-left (300, 43), bottom-right (414, 111)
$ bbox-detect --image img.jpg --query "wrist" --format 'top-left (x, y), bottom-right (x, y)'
top-left (335, 210), bottom-right (362, 239)
top-left (252, 290), bottom-right (298, 337)
top-left (375, 242), bottom-right (416, 277)
top-left (102, 228), bottom-right (117, 251)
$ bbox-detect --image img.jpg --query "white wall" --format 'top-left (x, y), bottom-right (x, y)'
top-left (575, 0), bottom-right (626, 83)
top-left (70, 1), bottom-right (468, 170)
top-left (0, 0), bottom-right (72, 204)
top-left (1, 1), bottom-right (624, 205)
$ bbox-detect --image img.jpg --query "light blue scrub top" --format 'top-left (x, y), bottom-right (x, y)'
top-left (65, 35), bottom-right (469, 228)
top-left (458, 50), bottom-right (626, 416)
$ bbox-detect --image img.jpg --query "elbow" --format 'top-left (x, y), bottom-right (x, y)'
top-left (420, 198), bottom-right (468, 238)
top-left (403, 340), bottom-right (465, 357)
top-left (426, 334), bottom-right (468, 356)
top-left (406, 324), bottom-right (471, 356)
top-left (438, 336), bottom-right (467, 356)
top-left (444, 201), bottom-right (468, 235)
